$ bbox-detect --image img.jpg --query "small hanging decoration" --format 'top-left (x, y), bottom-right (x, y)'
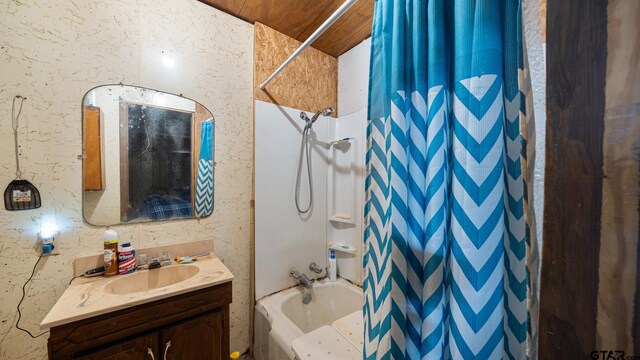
top-left (4, 95), bottom-right (41, 211)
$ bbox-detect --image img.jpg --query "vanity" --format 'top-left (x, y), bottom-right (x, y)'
top-left (41, 247), bottom-right (234, 360)
top-left (39, 85), bottom-right (230, 359)
top-left (38, 85), bottom-right (229, 358)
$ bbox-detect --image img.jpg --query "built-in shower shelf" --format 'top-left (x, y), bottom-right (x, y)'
top-left (330, 137), bottom-right (356, 146)
top-left (329, 241), bottom-right (357, 254)
top-left (329, 215), bottom-right (354, 225)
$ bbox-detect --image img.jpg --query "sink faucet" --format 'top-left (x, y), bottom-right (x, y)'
top-left (289, 269), bottom-right (313, 289)
top-left (148, 251), bottom-right (172, 270)
top-left (149, 257), bottom-right (162, 269)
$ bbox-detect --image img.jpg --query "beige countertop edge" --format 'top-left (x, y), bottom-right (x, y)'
top-left (40, 256), bottom-right (233, 330)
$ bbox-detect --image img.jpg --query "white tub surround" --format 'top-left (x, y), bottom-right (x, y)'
top-left (254, 101), bottom-right (330, 299)
top-left (326, 108), bottom-right (367, 284)
top-left (254, 278), bottom-right (363, 360)
top-left (255, 101), bottom-right (367, 293)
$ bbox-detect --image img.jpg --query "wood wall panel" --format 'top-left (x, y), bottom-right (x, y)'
top-left (596, 0), bottom-right (640, 352)
top-left (539, 0), bottom-right (608, 358)
top-left (540, 0), bottom-right (640, 357)
top-left (254, 22), bottom-right (337, 114)
top-left (198, 0), bottom-right (374, 57)
top-left (540, 0), bottom-right (546, 42)
top-left (636, 165), bottom-right (640, 355)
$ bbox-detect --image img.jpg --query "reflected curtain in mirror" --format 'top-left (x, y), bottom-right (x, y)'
top-left (195, 120), bottom-right (214, 217)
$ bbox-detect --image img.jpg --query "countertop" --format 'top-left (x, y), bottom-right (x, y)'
top-left (40, 254), bottom-right (234, 329)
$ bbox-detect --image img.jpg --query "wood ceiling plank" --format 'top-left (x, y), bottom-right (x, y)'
top-left (199, 0), bottom-right (247, 20)
top-left (294, 1), bottom-right (346, 40)
top-left (239, 0), bottom-right (334, 43)
top-left (313, 0), bottom-right (373, 56)
top-left (198, 0), bottom-right (373, 57)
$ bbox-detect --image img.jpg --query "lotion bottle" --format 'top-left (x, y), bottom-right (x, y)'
top-left (328, 250), bottom-right (337, 282)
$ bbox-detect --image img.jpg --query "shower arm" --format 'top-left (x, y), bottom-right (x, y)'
top-left (258, 0), bottom-right (358, 90)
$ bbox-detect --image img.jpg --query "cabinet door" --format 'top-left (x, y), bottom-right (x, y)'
top-left (75, 332), bottom-right (158, 360)
top-left (160, 311), bottom-right (226, 360)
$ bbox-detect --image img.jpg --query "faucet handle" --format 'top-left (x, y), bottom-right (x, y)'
top-left (149, 257), bottom-right (162, 269)
top-left (138, 253), bottom-right (149, 266)
top-left (160, 251), bottom-right (171, 266)
top-left (309, 262), bottom-right (323, 274)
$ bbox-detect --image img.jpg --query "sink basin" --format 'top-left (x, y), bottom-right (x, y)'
top-left (105, 265), bottom-right (200, 294)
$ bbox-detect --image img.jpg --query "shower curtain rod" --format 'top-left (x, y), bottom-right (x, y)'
top-left (259, 0), bottom-right (359, 90)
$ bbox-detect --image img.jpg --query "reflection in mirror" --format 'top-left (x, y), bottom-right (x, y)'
top-left (82, 85), bottom-right (214, 226)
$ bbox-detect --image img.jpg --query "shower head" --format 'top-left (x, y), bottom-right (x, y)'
top-left (300, 107), bottom-right (336, 129)
top-left (320, 107), bottom-right (335, 117)
top-left (310, 107), bottom-right (335, 124)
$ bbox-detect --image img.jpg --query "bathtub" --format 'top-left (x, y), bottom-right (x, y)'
top-left (254, 278), bottom-right (363, 360)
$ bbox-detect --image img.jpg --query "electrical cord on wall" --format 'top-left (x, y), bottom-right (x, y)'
top-left (15, 254), bottom-right (49, 339)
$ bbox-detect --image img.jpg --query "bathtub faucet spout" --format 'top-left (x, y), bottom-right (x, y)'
top-left (289, 269), bottom-right (313, 289)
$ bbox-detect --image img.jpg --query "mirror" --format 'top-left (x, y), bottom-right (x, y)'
top-left (82, 85), bottom-right (214, 226)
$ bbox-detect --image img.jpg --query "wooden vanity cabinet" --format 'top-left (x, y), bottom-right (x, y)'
top-left (48, 282), bottom-right (231, 360)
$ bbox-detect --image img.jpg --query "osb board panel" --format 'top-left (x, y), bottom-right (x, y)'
top-left (254, 22), bottom-right (337, 114)
top-left (596, 0), bottom-right (640, 352)
top-left (198, 0), bottom-right (374, 57)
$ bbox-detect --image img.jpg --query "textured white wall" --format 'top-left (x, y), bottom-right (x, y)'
top-left (0, 0), bottom-right (254, 358)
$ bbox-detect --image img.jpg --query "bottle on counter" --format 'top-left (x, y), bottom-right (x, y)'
top-left (118, 242), bottom-right (136, 275)
top-left (103, 230), bottom-right (119, 276)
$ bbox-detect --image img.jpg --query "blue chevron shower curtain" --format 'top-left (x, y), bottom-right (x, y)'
top-left (195, 119), bottom-right (214, 217)
top-left (363, 0), bottom-right (539, 359)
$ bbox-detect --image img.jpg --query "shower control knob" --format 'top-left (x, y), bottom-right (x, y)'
top-left (309, 262), bottom-right (324, 274)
